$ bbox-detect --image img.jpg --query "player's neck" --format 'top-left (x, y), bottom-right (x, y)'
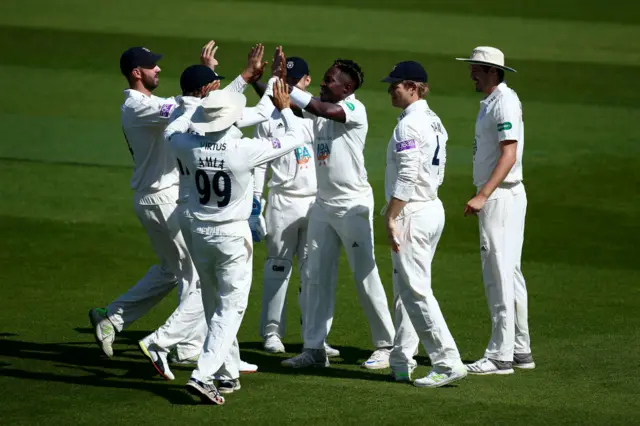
top-left (483, 83), bottom-right (500, 96)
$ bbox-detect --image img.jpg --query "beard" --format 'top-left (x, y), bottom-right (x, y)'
top-left (141, 74), bottom-right (159, 92)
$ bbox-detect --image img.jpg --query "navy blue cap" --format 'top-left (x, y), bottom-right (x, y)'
top-left (180, 65), bottom-right (224, 93)
top-left (120, 47), bottom-right (163, 76)
top-left (285, 57), bottom-right (309, 78)
top-left (381, 61), bottom-right (428, 83)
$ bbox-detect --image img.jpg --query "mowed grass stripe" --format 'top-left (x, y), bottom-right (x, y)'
top-left (1, 0), bottom-right (640, 66)
top-left (228, 0), bottom-right (640, 25)
top-left (1, 26), bottom-right (638, 110)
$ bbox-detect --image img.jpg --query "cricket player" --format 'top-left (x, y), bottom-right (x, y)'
top-left (251, 57), bottom-right (340, 357)
top-left (138, 44), bottom-right (277, 380)
top-left (281, 58), bottom-right (396, 369)
top-left (166, 80), bottom-right (306, 404)
top-left (381, 61), bottom-right (467, 388)
top-left (89, 43), bottom-right (268, 367)
top-left (456, 46), bottom-right (533, 374)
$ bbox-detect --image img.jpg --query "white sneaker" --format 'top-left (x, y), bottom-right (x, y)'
top-left (89, 308), bottom-right (115, 358)
top-left (138, 341), bottom-right (175, 380)
top-left (390, 364), bottom-right (416, 382)
top-left (168, 348), bottom-right (199, 365)
top-left (513, 353), bottom-right (536, 369)
top-left (362, 348), bottom-right (391, 370)
top-left (325, 344), bottom-right (340, 358)
top-left (281, 350), bottom-right (329, 368)
top-left (263, 334), bottom-right (285, 354)
top-left (466, 357), bottom-right (514, 375)
top-left (414, 366), bottom-right (467, 388)
top-left (239, 360), bottom-right (258, 374)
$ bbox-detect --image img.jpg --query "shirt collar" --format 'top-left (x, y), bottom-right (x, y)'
top-left (124, 89), bottom-right (150, 100)
top-left (480, 82), bottom-right (507, 105)
top-left (398, 99), bottom-right (428, 122)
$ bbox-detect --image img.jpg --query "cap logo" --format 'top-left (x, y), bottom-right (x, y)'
top-left (286, 61), bottom-right (294, 69)
top-left (142, 47), bottom-right (151, 53)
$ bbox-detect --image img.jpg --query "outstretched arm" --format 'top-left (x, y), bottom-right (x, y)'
top-left (289, 87), bottom-right (346, 123)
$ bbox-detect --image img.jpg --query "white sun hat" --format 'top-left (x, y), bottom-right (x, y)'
top-left (191, 90), bottom-right (247, 133)
top-left (456, 46), bottom-right (517, 73)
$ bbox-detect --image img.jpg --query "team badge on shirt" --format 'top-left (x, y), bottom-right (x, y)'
top-left (395, 139), bottom-right (416, 152)
top-left (295, 146), bottom-right (312, 169)
top-left (271, 138), bottom-right (282, 149)
top-left (160, 104), bottom-right (174, 118)
top-left (316, 143), bottom-right (330, 166)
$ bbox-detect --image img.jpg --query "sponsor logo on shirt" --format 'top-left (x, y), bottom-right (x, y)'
top-left (271, 138), bottom-right (281, 149)
top-left (395, 139), bottom-right (416, 152)
top-left (316, 142), bottom-right (330, 166)
top-left (294, 146), bottom-right (312, 169)
top-left (345, 102), bottom-right (355, 111)
top-left (497, 122), bottom-right (512, 131)
top-left (160, 104), bottom-right (174, 118)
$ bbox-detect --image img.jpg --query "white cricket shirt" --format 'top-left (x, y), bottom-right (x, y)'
top-left (473, 82), bottom-right (524, 192)
top-left (254, 113), bottom-right (317, 197)
top-left (304, 94), bottom-right (372, 209)
top-left (165, 108), bottom-right (306, 223)
top-left (121, 90), bottom-right (179, 194)
top-left (385, 100), bottom-right (448, 204)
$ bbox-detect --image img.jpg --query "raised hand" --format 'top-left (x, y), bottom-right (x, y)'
top-left (242, 43), bottom-right (268, 83)
top-left (200, 40), bottom-right (219, 70)
top-left (271, 78), bottom-right (291, 111)
top-left (271, 46), bottom-right (287, 78)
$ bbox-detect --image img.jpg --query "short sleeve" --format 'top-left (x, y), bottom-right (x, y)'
top-left (493, 95), bottom-right (522, 143)
top-left (340, 99), bottom-right (367, 128)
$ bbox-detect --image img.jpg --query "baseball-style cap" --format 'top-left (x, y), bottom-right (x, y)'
top-left (180, 65), bottom-right (224, 93)
top-left (285, 57), bottom-right (310, 78)
top-left (455, 46), bottom-right (517, 72)
top-left (381, 61), bottom-right (428, 84)
top-left (120, 47), bottom-right (163, 76)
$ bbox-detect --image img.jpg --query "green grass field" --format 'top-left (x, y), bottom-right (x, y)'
top-left (1, 0), bottom-right (639, 424)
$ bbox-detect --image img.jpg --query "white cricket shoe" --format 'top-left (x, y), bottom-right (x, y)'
top-left (239, 360), bottom-right (258, 374)
top-left (138, 341), bottom-right (175, 380)
top-left (362, 348), bottom-right (391, 370)
top-left (466, 357), bottom-right (514, 375)
top-left (281, 349), bottom-right (329, 368)
top-left (218, 379), bottom-right (241, 394)
top-left (414, 365), bottom-right (467, 388)
top-left (325, 344), bottom-right (340, 358)
top-left (263, 334), bottom-right (286, 353)
top-left (390, 364), bottom-right (416, 382)
top-left (89, 308), bottom-right (115, 358)
top-left (513, 353), bottom-right (536, 369)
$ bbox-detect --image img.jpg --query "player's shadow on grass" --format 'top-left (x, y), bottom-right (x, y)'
top-left (0, 337), bottom-right (198, 405)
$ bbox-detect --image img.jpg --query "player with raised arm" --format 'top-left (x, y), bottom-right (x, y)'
top-left (281, 58), bottom-right (396, 370)
top-left (250, 54), bottom-right (340, 357)
top-left (381, 61), bottom-right (467, 388)
top-left (456, 47), bottom-right (533, 375)
top-left (165, 80), bottom-right (307, 404)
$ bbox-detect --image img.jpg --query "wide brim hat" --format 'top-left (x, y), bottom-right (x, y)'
top-left (191, 90), bottom-right (247, 133)
top-left (455, 46), bottom-right (517, 72)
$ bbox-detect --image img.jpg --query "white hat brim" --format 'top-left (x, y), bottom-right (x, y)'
top-left (455, 58), bottom-right (517, 73)
top-left (191, 92), bottom-right (247, 133)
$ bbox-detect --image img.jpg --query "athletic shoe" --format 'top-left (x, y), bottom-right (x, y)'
top-left (325, 344), bottom-right (340, 358)
top-left (186, 378), bottom-right (225, 405)
top-left (168, 348), bottom-right (199, 365)
top-left (281, 349), bottom-right (329, 368)
top-left (414, 365), bottom-right (467, 388)
top-left (88, 308), bottom-right (115, 358)
top-left (239, 360), bottom-right (258, 374)
top-left (466, 357), bottom-right (514, 375)
top-left (362, 348), bottom-right (391, 370)
top-left (390, 364), bottom-right (416, 382)
top-left (218, 379), bottom-right (241, 394)
top-left (138, 341), bottom-right (175, 380)
top-left (263, 334), bottom-right (285, 353)
top-left (513, 353), bottom-right (536, 369)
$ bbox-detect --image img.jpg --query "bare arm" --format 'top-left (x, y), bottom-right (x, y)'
top-left (289, 86), bottom-right (346, 123)
top-left (464, 140), bottom-right (517, 216)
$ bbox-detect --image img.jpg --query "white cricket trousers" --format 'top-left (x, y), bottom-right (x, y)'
top-left (260, 192), bottom-right (317, 338)
top-left (190, 219), bottom-right (253, 383)
top-left (141, 205), bottom-right (206, 360)
top-left (106, 186), bottom-right (199, 360)
top-left (389, 200), bottom-right (463, 373)
top-left (478, 184), bottom-right (531, 361)
top-left (301, 194), bottom-right (395, 350)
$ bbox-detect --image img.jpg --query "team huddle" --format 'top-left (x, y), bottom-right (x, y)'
top-left (89, 41), bottom-right (532, 405)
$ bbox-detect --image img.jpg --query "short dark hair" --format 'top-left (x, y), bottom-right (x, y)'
top-left (332, 59), bottom-right (364, 90)
top-left (481, 65), bottom-right (505, 83)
